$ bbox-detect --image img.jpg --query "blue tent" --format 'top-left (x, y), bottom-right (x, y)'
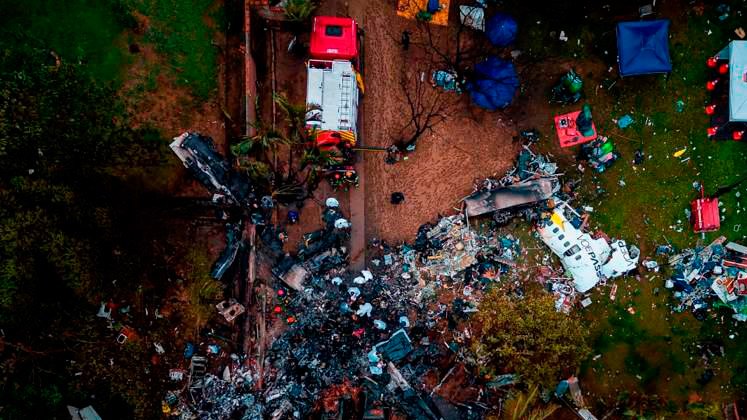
top-left (427, 0), bottom-right (439, 13)
top-left (467, 57), bottom-right (519, 111)
top-left (617, 20), bottom-right (672, 76)
top-left (486, 13), bottom-right (518, 47)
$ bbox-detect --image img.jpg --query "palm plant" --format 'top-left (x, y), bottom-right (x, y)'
top-left (231, 96), bottom-right (290, 176)
top-left (504, 385), bottom-right (559, 420)
top-left (274, 93), bottom-right (308, 141)
top-left (273, 93), bottom-right (312, 176)
top-left (284, 0), bottom-right (317, 22)
top-left (231, 94), bottom-right (328, 204)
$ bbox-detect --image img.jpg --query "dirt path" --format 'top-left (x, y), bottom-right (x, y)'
top-left (346, 1), bottom-right (520, 244)
top-left (257, 0), bottom-right (520, 248)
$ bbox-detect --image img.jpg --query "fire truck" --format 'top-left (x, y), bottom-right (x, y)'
top-left (305, 16), bottom-right (363, 189)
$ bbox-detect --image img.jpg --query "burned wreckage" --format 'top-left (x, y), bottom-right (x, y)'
top-left (166, 133), bottom-right (513, 419)
top-left (164, 132), bottom-right (639, 419)
top-left (462, 144), bottom-right (639, 293)
top-left (170, 132), bottom-right (262, 280)
top-left (171, 132), bottom-right (256, 209)
top-left (166, 208), bottom-right (519, 419)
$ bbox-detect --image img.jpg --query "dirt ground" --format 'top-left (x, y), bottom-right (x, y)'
top-left (245, 1), bottom-right (615, 248)
top-left (121, 10), bottom-right (238, 200)
top-left (339, 0), bottom-right (521, 244)
top-left (252, 0), bottom-right (522, 248)
top-left (118, 7), bottom-right (246, 283)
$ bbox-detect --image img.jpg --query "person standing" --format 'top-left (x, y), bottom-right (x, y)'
top-left (401, 30), bottom-right (411, 51)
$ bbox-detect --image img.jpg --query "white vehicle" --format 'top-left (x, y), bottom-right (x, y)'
top-left (306, 59), bottom-right (360, 136)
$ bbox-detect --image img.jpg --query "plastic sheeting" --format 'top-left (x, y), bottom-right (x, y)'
top-left (467, 56), bottom-right (519, 110)
top-left (617, 20), bottom-right (672, 76)
top-left (459, 5), bottom-right (485, 31)
top-left (485, 12), bottom-right (517, 47)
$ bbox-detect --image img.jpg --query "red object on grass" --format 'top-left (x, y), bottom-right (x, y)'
top-left (554, 110), bottom-right (597, 148)
top-left (690, 193), bottom-right (720, 233)
top-left (309, 16), bottom-right (359, 62)
top-left (707, 126), bottom-right (718, 137)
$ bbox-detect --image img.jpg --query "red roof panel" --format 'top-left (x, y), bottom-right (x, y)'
top-left (691, 197), bottom-right (720, 233)
top-left (310, 16), bottom-right (358, 61)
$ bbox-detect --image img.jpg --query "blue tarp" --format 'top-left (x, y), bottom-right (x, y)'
top-left (467, 57), bottom-right (519, 110)
top-left (486, 13), bottom-right (518, 47)
top-left (427, 0), bottom-right (439, 13)
top-left (617, 20), bottom-right (672, 76)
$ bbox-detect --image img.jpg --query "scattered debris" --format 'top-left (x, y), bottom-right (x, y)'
top-left (617, 114), bottom-right (634, 129)
top-left (67, 405), bottom-right (102, 420)
top-left (163, 143), bottom-right (641, 418)
top-left (667, 238), bottom-right (747, 321)
top-left (550, 69), bottom-right (583, 104)
top-left (170, 132), bottom-right (256, 209)
top-left (216, 299), bottom-right (246, 322)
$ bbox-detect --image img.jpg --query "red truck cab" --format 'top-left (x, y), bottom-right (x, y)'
top-left (310, 16), bottom-right (359, 65)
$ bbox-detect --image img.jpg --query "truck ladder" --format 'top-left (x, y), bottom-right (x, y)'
top-left (338, 72), bottom-right (353, 131)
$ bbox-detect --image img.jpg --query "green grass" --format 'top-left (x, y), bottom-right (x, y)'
top-left (0, 0), bottom-right (132, 84)
top-left (518, 0), bottom-right (747, 413)
top-left (129, 0), bottom-right (222, 100)
top-left (0, 0), bottom-right (223, 100)
top-left (580, 8), bottom-right (747, 250)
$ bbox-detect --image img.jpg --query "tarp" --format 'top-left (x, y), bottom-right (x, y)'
top-left (728, 41), bottom-right (747, 121)
top-left (485, 13), bottom-right (517, 47)
top-left (397, 0), bottom-right (450, 26)
top-left (554, 110), bottom-right (597, 148)
top-left (467, 57), bottom-right (519, 110)
top-left (616, 20), bottom-right (672, 76)
top-left (459, 5), bottom-right (485, 31)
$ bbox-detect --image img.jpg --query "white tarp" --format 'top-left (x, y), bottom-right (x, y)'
top-left (718, 41), bottom-right (747, 122)
top-left (459, 6), bottom-right (485, 31)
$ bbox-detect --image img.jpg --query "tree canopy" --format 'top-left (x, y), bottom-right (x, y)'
top-left (472, 287), bottom-right (590, 388)
top-left (0, 39), bottom-right (168, 418)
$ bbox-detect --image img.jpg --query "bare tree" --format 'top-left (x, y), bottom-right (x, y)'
top-left (412, 6), bottom-right (491, 79)
top-left (394, 67), bottom-right (457, 149)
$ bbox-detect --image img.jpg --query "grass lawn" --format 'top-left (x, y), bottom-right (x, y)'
top-left (508, 0), bottom-right (747, 415)
top-left (0, 0), bottom-right (132, 84)
top-left (128, 0), bottom-right (224, 100)
top-left (0, 0), bottom-right (223, 196)
top-left (0, 0), bottom-right (222, 100)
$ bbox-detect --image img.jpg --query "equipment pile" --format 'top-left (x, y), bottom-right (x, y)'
top-left (666, 238), bottom-right (747, 321)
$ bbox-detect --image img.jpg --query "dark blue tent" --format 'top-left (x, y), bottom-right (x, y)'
top-left (617, 20), bottom-right (672, 76)
top-left (467, 57), bottom-right (519, 111)
top-left (427, 0), bottom-right (439, 13)
top-left (486, 13), bottom-right (518, 47)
